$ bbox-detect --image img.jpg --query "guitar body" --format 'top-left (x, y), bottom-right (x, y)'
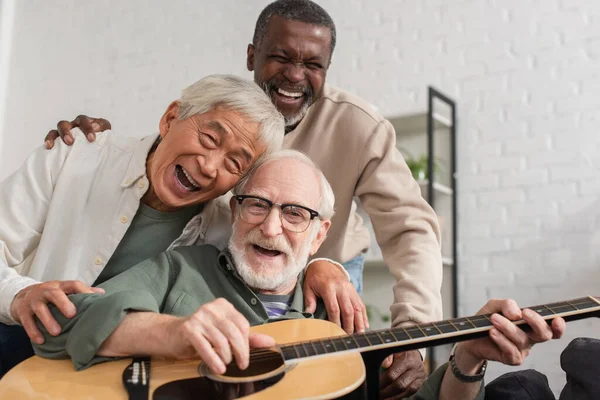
top-left (0, 319), bottom-right (366, 400)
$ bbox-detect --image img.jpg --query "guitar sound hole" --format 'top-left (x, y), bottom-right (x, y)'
top-left (223, 349), bottom-right (284, 378)
top-left (201, 349), bottom-right (286, 383)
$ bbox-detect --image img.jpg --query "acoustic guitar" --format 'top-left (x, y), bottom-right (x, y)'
top-left (0, 296), bottom-right (598, 400)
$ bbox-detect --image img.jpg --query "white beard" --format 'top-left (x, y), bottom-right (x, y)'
top-left (229, 220), bottom-right (320, 292)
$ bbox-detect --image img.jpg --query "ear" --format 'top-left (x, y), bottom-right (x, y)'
top-left (247, 44), bottom-right (256, 71)
top-left (309, 219), bottom-right (331, 255)
top-left (159, 101), bottom-right (181, 139)
top-left (229, 195), bottom-right (238, 224)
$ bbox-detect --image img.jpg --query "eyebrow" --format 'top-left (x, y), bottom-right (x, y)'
top-left (207, 120), bottom-right (229, 137)
top-left (207, 120), bottom-right (254, 164)
top-left (245, 191), bottom-right (313, 209)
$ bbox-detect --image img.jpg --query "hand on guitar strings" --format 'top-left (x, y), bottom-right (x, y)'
top-left (303, 259), bottom-right (368, 334)
top-left (174, 298), bottom-right (275, 375)
top-left (379, 349), bottom-right (427, 399)
top-left (10, 280), bottom-right (105, 344)
top-left (453, 298), bottom-right (566, 373)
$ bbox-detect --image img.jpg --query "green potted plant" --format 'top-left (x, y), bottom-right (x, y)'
top-left (400, 150), bottom-right (443, 182)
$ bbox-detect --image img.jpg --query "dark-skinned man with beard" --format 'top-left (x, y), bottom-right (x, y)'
top-left (45, 1), bottom-right (443, 397)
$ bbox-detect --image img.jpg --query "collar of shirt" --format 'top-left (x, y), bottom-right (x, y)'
top-left (119, 133), bottom-right (160, 188)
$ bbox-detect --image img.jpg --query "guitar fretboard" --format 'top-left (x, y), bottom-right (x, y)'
top-left (279, 296), bottom-right (600, 361)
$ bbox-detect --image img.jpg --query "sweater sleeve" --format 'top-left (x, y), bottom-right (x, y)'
top-left (32, 251), bottom-right (178, 370)
top-left (355, 119), bottom-right (443, 326)
top-left (0, 137), bottom-right (75, 324)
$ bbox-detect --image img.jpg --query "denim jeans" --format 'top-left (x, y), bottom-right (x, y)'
top-left (342, 254), bottom-right (365, 295)
top-left (0, 323), bottom-right (34, 378)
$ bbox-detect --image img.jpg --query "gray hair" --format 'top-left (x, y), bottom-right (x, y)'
top-left (233, 149), bottom-right (335, 219)
top-left (178, 75), bottom-right (284, 155)
top-left (253, 0), bottom-right (336, 58)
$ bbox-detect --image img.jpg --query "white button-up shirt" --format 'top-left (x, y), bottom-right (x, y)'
top-left (0, 129), bottom-right (232, 324)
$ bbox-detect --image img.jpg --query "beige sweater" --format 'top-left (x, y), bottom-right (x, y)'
top-left (283, 85), bottom-right (443, 326)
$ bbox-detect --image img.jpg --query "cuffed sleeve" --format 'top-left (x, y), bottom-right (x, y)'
top-left (32, 251), bottom-right (177, 369)
top-left (33, 290), bottom-right (159, 370)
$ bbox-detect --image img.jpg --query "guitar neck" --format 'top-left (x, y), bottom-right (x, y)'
top-left (279, 296), bottom-right (600, 362)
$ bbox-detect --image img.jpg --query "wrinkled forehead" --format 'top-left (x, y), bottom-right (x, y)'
top-left (245, 158), bottom-right (321, 208)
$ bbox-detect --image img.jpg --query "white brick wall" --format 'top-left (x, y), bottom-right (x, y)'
top-left (1, 0), bottom-right (600, 394)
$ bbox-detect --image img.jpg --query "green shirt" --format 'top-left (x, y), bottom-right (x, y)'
top-left (94, 203), bottom-right (203, 285)
top-left (35, 245), bottom-right (325, 370)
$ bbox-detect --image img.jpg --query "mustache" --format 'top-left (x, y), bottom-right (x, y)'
top-left (244, 227), bottom-right (292, 255)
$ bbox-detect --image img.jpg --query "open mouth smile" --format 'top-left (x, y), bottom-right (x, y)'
top-left (175, 165), bottom-right (201, 192)
top-left (252, 244), bottom-right (284, 258)
top-left (271, 86), bottom-right (307, 105)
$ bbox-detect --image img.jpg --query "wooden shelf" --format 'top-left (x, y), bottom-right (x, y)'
top-left (388, 112), bottom-right (452, 136)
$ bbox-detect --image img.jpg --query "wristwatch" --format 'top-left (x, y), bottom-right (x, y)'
top-left (449, 344), bottom-right (487, 383)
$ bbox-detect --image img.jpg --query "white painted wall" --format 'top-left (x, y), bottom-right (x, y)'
top-left (2, 0), bottom-right (600, 393)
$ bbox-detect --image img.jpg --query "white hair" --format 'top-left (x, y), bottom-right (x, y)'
top-left (178, 75), bottom-right (284, 155)
top-left (233, 149), bottom-right (335, 219)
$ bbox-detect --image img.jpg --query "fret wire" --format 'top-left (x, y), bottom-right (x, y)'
top-left (320, 338), bottom-right (333, 353)
top-left (388, 330), bottom-right (401, 341)
top-left (326, 338), bottom-right (338, 352)
top-left (374, 331), bottom-right (386, 342)
top-left (339, 337), bottom-right (350, 350)
top-left (350, 335), bottom-right (360, 348)
top-left (448, 319), bottom-right (460, 331)
top-left (415, 325), bottom-right (427, 336)
top-left (301, 342), bottom-right (312, 355)
top-left (543, 305), bottom-right (557, 314)
top-left (464, 317), bottom-right (477, 329)
top-left (309, 340), bottom-right (318, 355)
top-left (363, 333), bottom-right (373, 346)
top-left (431, 322), bottom-right (443, 334)
top-left (570, 298), bottom-right (590, 306)
top-left (330, 338), bottom-right (343, 352)
top-left (404, 327), bottom-right (413, 339)
top-left (565, 300), bottom-right (579, 310)
top-left (295, 343), bottom-right (307, 358)
top-left (291, 344), bottom-right (300, 358)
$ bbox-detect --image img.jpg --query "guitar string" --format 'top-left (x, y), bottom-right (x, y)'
top-left (241, 298), bottom-right (598, 360)
top-left (263, 300), bottom-right (595, 352)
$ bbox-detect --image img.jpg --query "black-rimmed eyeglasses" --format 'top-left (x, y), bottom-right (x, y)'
top-left (234, 195), bottom-right (320, 233)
